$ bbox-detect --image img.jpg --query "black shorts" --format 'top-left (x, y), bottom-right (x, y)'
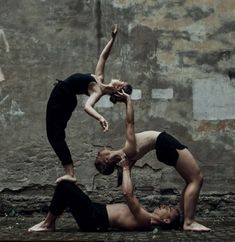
top-left (155, 132), bottom-right (187, 166)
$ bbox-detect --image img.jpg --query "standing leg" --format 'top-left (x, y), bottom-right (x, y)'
top-left (46, 123), bottom-right (74, 168)
top-left (176, 149), bottom-right (210, 231)
top-left (46, 89), bottom-right (77, 179)
top-left (47, 122), bottom-right (76, 183)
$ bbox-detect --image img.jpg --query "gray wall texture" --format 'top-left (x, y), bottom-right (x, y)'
top-left (0, 0), bottom-right (234, 217)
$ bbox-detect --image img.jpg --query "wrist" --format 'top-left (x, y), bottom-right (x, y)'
top-left (98, 116), bottom-right (103, 121)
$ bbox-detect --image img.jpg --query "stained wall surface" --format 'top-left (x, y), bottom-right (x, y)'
top-left (0, 0), bottom-right (234, 216)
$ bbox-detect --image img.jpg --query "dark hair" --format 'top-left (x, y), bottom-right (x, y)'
top-left (123, 84), bottom-right (133, 94)
top-left (110, 84), bottom-right (133, 104)
top-left (116, 166), bottom-right (123, 187)
top-left (159, 208), bottom-right (181, 230)
top-left (95, 160), bottom-right (123, 187)
top-left (95, 159), bottom-right (115, 175)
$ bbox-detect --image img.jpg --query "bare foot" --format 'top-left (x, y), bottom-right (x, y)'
top-left (28, 221), bottom-right (55, 232)
top-left (183, 221), bottom-right (211, 232)
top-left (55, 174), bottom-right (77, 184)
top-left (64, 164), bottom-right (75, 177)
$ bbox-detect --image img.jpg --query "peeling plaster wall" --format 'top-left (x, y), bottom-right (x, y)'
top-left (0, 0), bottom-right (234, 216)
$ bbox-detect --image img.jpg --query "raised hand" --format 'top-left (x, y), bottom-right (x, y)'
top-left (113, 89), bottom-right (131, 103)
top-left (111, 24), bottom-right (118, 38)
top-left (118, 155), bottom-right (130, 169)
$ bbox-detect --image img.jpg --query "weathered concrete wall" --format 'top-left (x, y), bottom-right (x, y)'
top-left (0, 0), bottom-right (234, 216)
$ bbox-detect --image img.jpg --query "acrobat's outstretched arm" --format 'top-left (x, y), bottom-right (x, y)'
top-left (95, 24), bottom-right (118, 83)
top-left (116, 90), bottom-right (137, 158)
top-left (121, 159), bottom-right (151, 225)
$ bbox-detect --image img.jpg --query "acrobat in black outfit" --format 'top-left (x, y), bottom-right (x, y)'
top-left (46, 25), bottom-right (132, 182)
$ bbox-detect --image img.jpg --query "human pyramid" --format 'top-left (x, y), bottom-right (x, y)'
top-left (28, 25), bottom-right (210, 233)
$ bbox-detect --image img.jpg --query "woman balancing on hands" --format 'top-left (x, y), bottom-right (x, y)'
top-left (46, 24), bottom-right (132, 183)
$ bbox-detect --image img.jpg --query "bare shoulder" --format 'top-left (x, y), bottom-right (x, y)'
top-left (91, 74), bottom-right (103, 84)
top-left (88, 77), bottom-right (102, 95)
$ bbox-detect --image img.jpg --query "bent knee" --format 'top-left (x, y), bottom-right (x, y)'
top-left (56, 180), bottom-right (77, 191)
top-left (198, 171), bottom-right (203, 186)
top-left (192, 171), bottom-right (203, 186)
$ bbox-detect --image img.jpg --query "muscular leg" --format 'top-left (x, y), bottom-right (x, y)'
top-left (176, 149), bottom-right (210, 231)
top-left (47, 123), bottom-right (74, 168)
top-left (47, 126), bottom-right (76, 182)
top-left (28, 181), bottom-right (97, 232)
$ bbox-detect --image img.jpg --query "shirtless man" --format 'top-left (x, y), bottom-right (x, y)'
top-left (28, 161), bottom-right (180, 232)
top-left (95, 91), bottom-right (211, 232)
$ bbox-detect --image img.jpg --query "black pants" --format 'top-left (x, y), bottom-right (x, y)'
top-left (46, 81), bottom-right (77, 166)
top-left (49, 181), bottom-right (109, 231)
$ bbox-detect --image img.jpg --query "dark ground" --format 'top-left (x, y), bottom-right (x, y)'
top-left (0, 215), bottom-right (234, 241)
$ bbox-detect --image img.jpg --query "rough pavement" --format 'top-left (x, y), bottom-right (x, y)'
top-left (0, 215), bottom-right (234, 241)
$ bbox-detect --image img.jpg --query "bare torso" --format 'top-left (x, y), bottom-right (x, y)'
top-left (124, 131), bottom-right (161, 164)
top-left (106, 203), bottom-right (151, 230)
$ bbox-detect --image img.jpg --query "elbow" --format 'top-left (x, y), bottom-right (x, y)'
top-left (84, 104), bottom-right (90, 113)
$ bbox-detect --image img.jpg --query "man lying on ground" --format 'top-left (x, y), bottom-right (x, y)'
top-left (28, 160), bottom-right (180, 232)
